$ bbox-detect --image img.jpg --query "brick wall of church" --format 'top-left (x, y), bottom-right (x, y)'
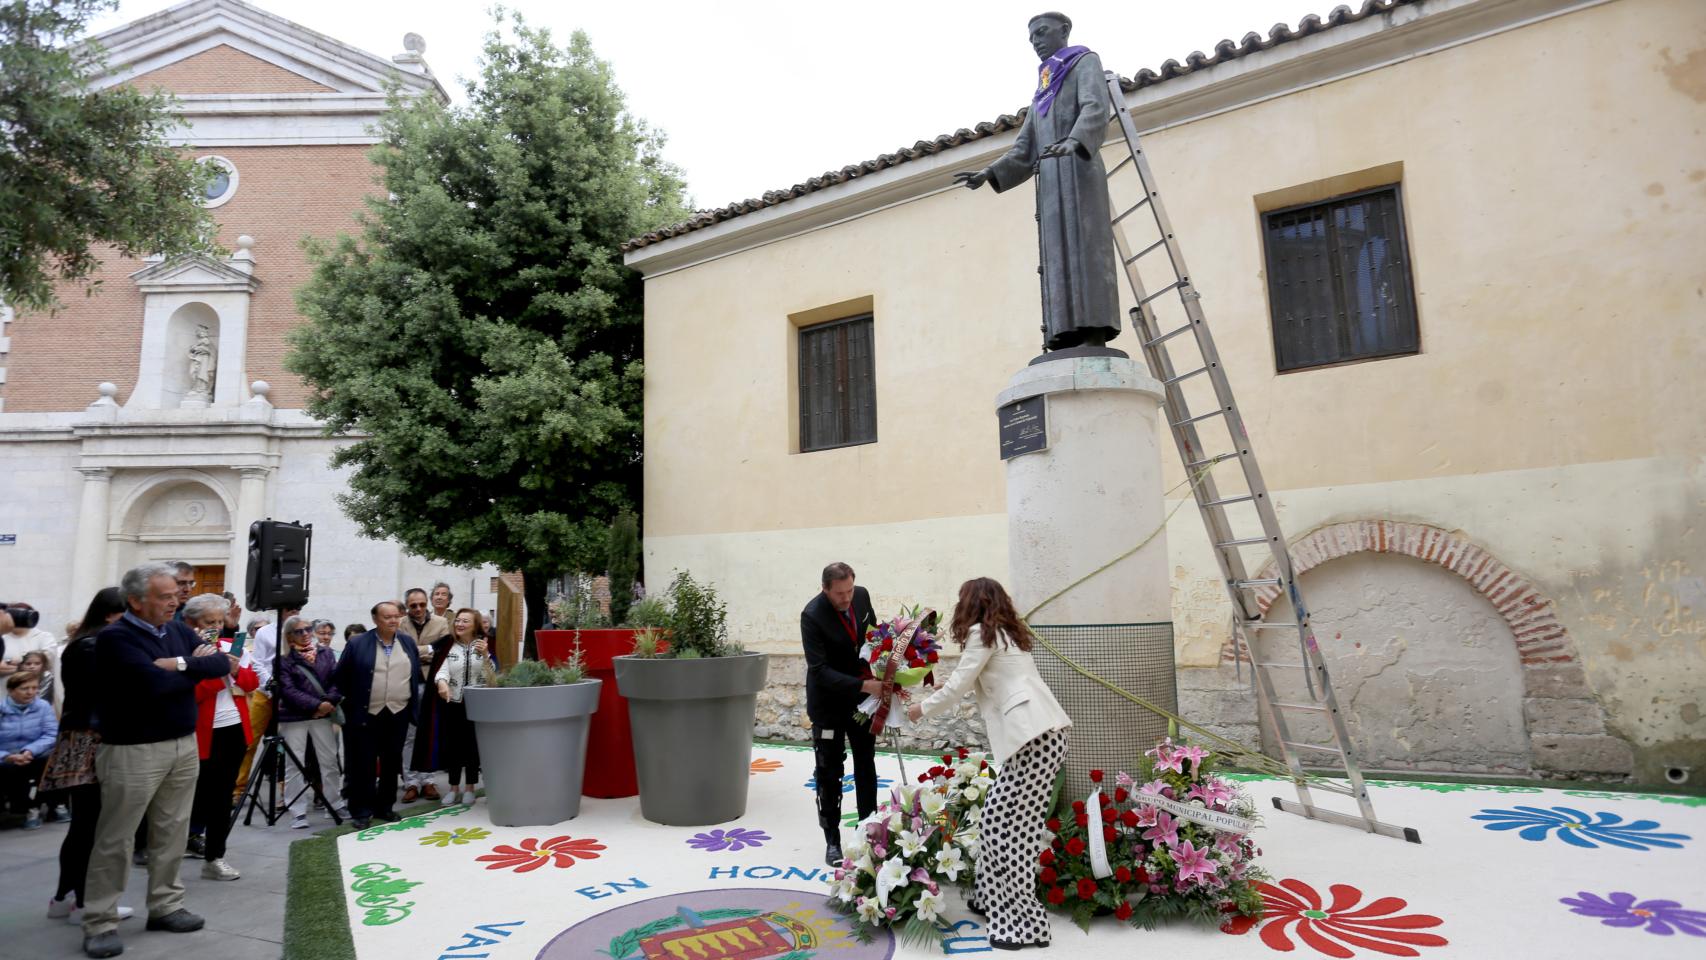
top-left (128, 43), bottom-right (337, 94)
top-left (1, 143), bottom-right (378, 412)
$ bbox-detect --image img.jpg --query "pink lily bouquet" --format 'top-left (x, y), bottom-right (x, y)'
top-left (853, 606), bottom-right (941, 735)
top-left (1116, 737), bottom-right (1268, 929)
top-left (830, 747), bottom-right (993, 946)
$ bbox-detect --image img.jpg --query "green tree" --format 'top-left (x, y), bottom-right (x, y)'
top-left (605, 511), bottom-right (639, 625)
top-left (1, 0), bottom-right (216, 312)
top-left (287, 13), bottom-right (686, 659)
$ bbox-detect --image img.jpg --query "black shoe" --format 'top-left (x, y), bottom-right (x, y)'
top-left (184, 834), bottom-right (206, 859)
top-left (144, 909), bottom-right (205, 933)
top-left (990, 939), bottom-right (1049, 951)
top-left (351, 817), bottom-right (371, 829)
top-left (374, 810), bottom-right (401, 823)
top-left (82, 932), bottom-right (124, 958)
top-left (130, 850), bottom-right (149, 867)
top-left (824, 843), bottom-right (843, 867)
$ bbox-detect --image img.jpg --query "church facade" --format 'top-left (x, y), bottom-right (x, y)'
top-left (0, 0), bottom-right (497, 634)
top-left (627, 0), bottom-right (1705, 786)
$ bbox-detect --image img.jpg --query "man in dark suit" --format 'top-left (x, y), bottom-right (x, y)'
top-left (801, 561), bottom-right (884, 866)
top-left (331, 600), bottom-right (422, 828)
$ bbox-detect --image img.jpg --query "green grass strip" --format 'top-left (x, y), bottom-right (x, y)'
top-left (284, 798), bottom-right (445, 960)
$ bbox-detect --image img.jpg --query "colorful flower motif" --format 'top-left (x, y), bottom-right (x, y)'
top-left (1220, 878), bottom-right (1448, 958)
top-left (476, 835), bottom-right (606, 873)
top-left (749, 758), bottom-right (783, 775)
top-left (1172, 839), bottom-right (1215, 885)
top-left (1141, 810), bottom-right (1179, 849)
top-left (685, 827), bottom-right (771, 852)
top-left (1470, 806), bottom-right (1692, 851)
top-left (418, 826), bottom-right (491, 847)
top-left (806, 773), bottom-right (894, 794)
top-left (1560, 891), bottom-right (1706, 937)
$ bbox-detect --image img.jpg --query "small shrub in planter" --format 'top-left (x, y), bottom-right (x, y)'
top-left (463, 645), bottom-right (600, 827)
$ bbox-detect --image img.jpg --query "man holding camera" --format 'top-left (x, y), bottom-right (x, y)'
top-left (80, 563), bottom-right (240, 959)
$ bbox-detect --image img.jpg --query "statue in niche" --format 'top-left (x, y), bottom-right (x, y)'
top-left (957, 12), bottom-right (1122, 354)
top-left (186, 324), bottom-right (216, 401)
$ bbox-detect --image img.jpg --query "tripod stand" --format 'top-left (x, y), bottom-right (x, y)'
top-left (233, 608), bottom-right (343, 829)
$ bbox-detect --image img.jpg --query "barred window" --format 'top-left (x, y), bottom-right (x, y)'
top-left (1262, 186), bottom-right (1419, 372)
top-left (798, 314), bottom-right (876, 452)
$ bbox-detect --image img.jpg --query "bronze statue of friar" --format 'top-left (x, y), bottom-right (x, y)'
top-left (958, 12), bottom-right (1123, 355)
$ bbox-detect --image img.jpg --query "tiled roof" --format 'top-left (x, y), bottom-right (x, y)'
top-left (623, 0), bottom-right (1419, 253)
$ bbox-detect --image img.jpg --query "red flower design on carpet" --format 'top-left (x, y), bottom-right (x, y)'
top-left (476, 836), bottom-right (607, 873)
top-left (1220, 878), bottom-right (1447, 957)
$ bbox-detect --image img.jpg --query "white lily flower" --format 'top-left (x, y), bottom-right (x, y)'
top-left (875, 856), bottom-right (911, 908)
top-left (915, 888), bottom-right (946, 923)
top-left (888, 810), bottom-right (905, 832)
top-left (934, 843), bottom-right (966, 881)
top-left (856, 896), bottom-right (882, 923)
top-left (897, 829), bottom-right (926, 858)
top-left (919, 788), bottom-right (947, 818)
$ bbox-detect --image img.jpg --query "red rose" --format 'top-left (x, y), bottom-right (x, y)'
top-left (918, 772), bottom-right (930, 782)
top-left (1040, 867), bottom-right (1057, 885)
top-left (1071, 800), bottom-right (1086, 814)
top-left (1114, 901), bottom-right (1134, 921)
top-left (1103, 826), bottom-right (1117, 842)
top-left (1089, 769), bottom-right (1104, 783)
top-left (1046, 818), bottom-right (1061, 833)
top-left (1114, 787), bottom-right (1129, 803)
top-left (1039, 849), bottom-right (1055, 866)
top-left (958, 747), bottom-right (969, 759)
top-left (1134, 867), bottom-right (1150, 884)
top-left (979, 759), bottom-right (988, 770)
top-left (1076, 878), bottom-right (1098, 900)
top-left (1101, 806), bottom-right (1117, 823)
top-left (1065, 837), bottom-right (1086, 857)
top-left (1115, 866), bottom-right (1132, 883)
top-left (1121, 809), bottom-right (1139, 827)
top-left (927, 651), bottom-right (939, 663)
top-left (880, 638), bottom-right (893, 651)
top-left (942, 754), bottom-right (954, 765)
top-left (1047, 887), bottom-right (1066, 906)
top-left (1074, 813), bottom-right (1089, 828)
top-left (928, 765), bottom-right (944, 777)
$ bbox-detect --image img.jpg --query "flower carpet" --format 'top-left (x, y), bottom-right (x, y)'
top-left (325, 743), bottom-right (1705, 959)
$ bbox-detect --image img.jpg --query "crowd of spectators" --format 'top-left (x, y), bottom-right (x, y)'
top-left (2, 570), bottom-right (498, 958)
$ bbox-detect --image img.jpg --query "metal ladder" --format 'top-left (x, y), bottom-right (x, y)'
top-left (1097, 72), bottom-right (1418, 843)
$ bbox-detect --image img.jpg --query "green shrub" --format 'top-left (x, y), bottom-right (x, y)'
top-left (496, 646), bottom-right (586, 686)
top-left (662, 570), bottom-right (734, 659)
top-left (628, 626), bottom-right (666, 658)
top-left (606, 513), bottom-right (640, 626)
top-left (626, 596), bottom-right (670, 629)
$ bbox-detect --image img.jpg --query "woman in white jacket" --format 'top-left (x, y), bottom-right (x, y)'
top-left (909, 577), bottom-right (1072, 951)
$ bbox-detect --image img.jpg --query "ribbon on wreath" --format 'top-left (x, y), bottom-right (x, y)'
top-left (1086, 787), bottom-right (1113, 879)
top-left (866, 633), bottom-right (906, 736)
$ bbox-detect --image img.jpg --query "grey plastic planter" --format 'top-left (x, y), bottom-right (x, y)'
top-left (614, 652), bottom-right (769, 826)
top-left (462, 679), bottom-right (601, 827)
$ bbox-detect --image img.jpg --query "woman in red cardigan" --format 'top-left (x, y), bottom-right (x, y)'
top-left (186, 594), bottom-right (258, 882)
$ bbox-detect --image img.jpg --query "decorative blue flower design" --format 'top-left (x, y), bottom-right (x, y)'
top-left (1471, 806), bottom-right (1691, 850)
top-left (1560, 891), bottom-right (1706, 936)
top-left (804, 773), bottom-right (893, 794)
top-left (685, 827), bottom-right (771, 852)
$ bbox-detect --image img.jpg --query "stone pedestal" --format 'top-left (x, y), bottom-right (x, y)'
top-left (998, 355), bottom-right (1170, 624)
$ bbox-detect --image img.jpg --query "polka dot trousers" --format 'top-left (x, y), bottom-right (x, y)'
top-left (977, 727), bottom-right (1069, 945)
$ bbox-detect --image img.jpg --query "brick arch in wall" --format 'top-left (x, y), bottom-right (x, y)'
top-left (1218, 519), bottom-right (1631, 778)
top-left (1219, 520), bottom-right (1576, 666)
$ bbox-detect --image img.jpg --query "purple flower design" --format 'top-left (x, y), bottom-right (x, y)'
top-left (685, 827), bottom-right (771, 852)
top-left (1561, 891), bottom-right (1706, 937)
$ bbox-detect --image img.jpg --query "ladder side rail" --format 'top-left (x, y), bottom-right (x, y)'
top-left (1237, 619), bottom-right (1322, 816)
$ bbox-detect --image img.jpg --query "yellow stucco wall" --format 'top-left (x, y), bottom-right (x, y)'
top-left (640, 0), bottom-right (1706, 769)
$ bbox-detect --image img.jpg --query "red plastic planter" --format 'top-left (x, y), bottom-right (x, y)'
top-left (535, 628), bottom-right (667, 798)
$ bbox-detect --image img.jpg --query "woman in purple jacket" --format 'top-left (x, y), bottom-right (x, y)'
top-left (276, 618), bottom-right (348, 829)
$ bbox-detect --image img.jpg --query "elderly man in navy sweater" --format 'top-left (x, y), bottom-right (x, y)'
top-left (80, 562), bottom-right (237, 959)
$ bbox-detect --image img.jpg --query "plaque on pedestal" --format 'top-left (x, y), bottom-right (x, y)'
top-left (998, 396), bottom-right (1047, 461)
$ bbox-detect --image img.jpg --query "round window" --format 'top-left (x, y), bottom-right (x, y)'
top-left (198, 156), bottom-right (238, 208)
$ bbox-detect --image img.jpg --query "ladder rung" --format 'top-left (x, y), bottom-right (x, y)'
top-left (1303, 780), bottom-right (1359, 797)
top-left (1274, 701), bottom-right (1329, 713)
top-left (1251, 660), bottom-right (1305, 670)
top-left (1105, 154), bottom-right (1134, 177)
top-left (1233, 577), bottom-right (1281, 588)
top-left (1112, 196), bottom-right (1152, 225)
top-left (1138, 278), bottom-right (1187, 306)
top-left (1284, 740), bottom-right (1345, 756)
top-left (1215, 536), bottom-right (1270, 547)
top-left (1121, 235), bottom-right (1167, 264)
top-left (1202, 494), bottom-right (1257, 508)
top-left (1163, 365), bottom-right (1210, 386)
top-left (1185, 451), bottom-right (1242, 469)
top-left (1244, 620), bottom-right (1299, 631)
top-left (1143, 321), bottom-right (1195, 347)
top-left (1171, 407), bottom-right (1227, 428)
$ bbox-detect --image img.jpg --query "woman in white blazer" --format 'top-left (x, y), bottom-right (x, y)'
top-left (909, 577), bottom-right (1071, 951)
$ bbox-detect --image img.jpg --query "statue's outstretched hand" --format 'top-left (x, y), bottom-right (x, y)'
top-left (953, 169), bottom-right (990, 190)
top-left (1038, 137), bottom-right (1080, 160)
